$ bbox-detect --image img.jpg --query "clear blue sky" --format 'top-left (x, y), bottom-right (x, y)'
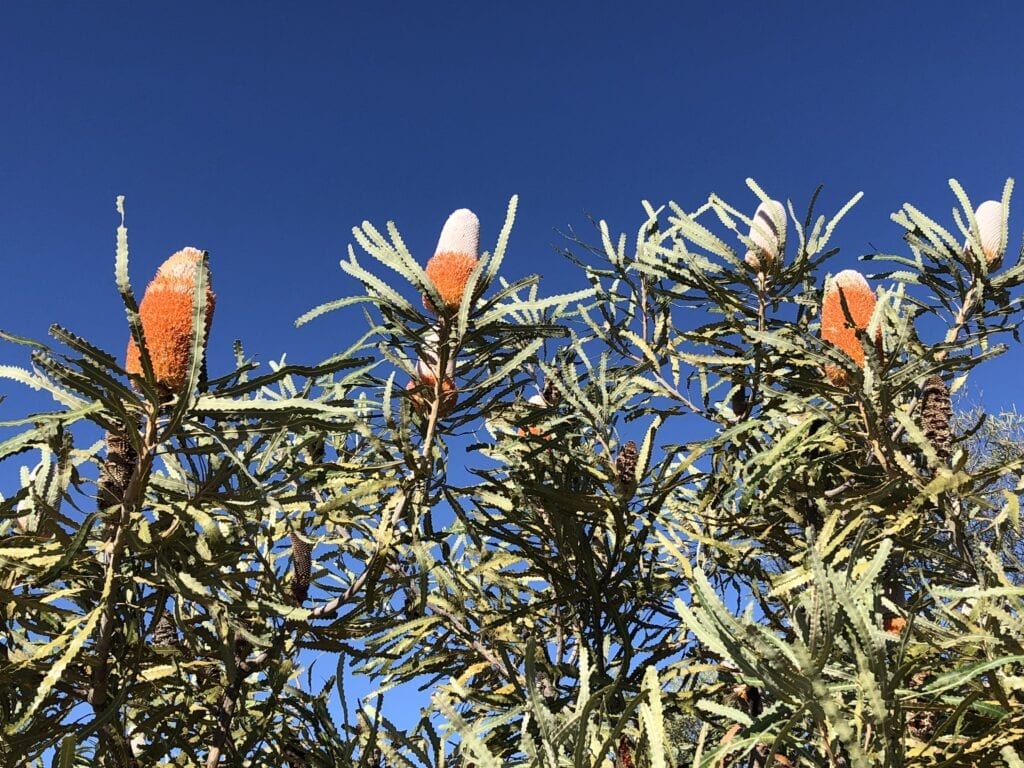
top-left (3, 0), bottom-right (1023, 739)
top-left (2, 2), bottom-right (1021, 412)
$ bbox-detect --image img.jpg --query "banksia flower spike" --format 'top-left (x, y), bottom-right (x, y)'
top-left (289, 532), bottom-right (312, 605)
top-left (820, 269), bottom-right (879, 385)
top-left (415, 327), bottom-right (456, 382)
top-left (423, 209), bottom-right (480, 313)
top-left (920, 375), bottom-right (953, 467)
top-left (744, 199), bottom-right (786, 271)
top-left (964, 199), bottom-right (1005, 270)
top-left (406, 376), bottom-right (459, 417)
top-left (125, 247), bottom-right (215, 397)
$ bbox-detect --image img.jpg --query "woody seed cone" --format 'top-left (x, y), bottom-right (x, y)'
top-left (125, 247), bottom-right (215, 395)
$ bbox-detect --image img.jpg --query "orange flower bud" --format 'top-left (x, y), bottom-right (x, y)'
top-left (125, 247), bottom-right (215, 395)
top-left (885, 616), bottom-right (907, 636)
top-left (744, 199), bottom-right (786, 271)
top-left (406, 376), bottom-right (458, 418)
top-left (964, 200), bottom-right (1004, 269)
top-left (423, 209), bottom-right (479, 313)
top-left (820, 269), bottom-right (878, 385)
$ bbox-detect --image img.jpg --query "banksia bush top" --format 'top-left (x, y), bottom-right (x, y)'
top-left (966, 199), bottom-right (1004, 269)
top-left (744, 199), bottom-right (786, 271)
top-left (423, 209), bottom-right (479, 313)
top-left (820, 269), bottom-right (877, 384)
top-left (125, 247), bottom-right (215, 394)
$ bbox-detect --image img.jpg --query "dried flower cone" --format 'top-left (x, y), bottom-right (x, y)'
top-left (423, 209), bottom-right (479, 313)
top-left (290, 532), bottom-right (312, 605)
top-left (820, 269), bottom-right (879, 385)
top-left (125, 247), bottom-right (215, 395)
top-left (542, 378), bottom-right (562, 406)
top-left (151, 612), bottom-right (180, 648)
top-left (744, 199), bottom-right (786, 270)
top-left (920, 375), bottom-right (952, 466)
top-left (615, 441), bottom-right (639, 488)
top-left (406, 376), bottom-right (459, 417)
top-left (99, 426), bottom-right (138, 541)
top-left (964, 200), bottom-right (1005, 269)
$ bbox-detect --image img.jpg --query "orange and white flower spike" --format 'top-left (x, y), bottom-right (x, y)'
top-left (424, 209), bottom-right (480, 313)
top-left (125, 247), bottom-right (215, 395)
top-left (744, 199), bottom-right (786, 271)
top-left (820, 269), bottom-right (878, 385)
top-left (965, 200), bottom-right (1004, 269)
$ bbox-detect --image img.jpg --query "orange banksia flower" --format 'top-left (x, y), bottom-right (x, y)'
top-left (423, 209), bottom-right (480, 313)
top-left (406, 376), bottom-right (458, 417)
top-left (744, 199), bottom-right (786, 271)
top-left (964, 199), bottom-right (1005, 269)
top-left (125, 247), bottom-right (215, 395)
top-left (885, 616), bottom-right (907, 636)
top-left (820, 269), bottom-right (879, 385)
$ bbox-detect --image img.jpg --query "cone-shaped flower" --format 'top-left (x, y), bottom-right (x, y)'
top-left (415, 327), bottom-right (456, 381)
top-left (744, 199), bottom-right (786, 271)
top-left (125, 247), bottom-right (215, 395)
top-left (406, 376), bottom-right (458, 417)
top-left (424, 209), bottom-right (479, 313)
top-left (964, 200), bottom-right (1004, 269)
top-left (820, 269), bottom-right (878, 385)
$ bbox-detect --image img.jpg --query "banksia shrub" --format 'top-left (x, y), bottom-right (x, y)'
top-left (423, 209), bottom-right (479, 313)
top-left (920, 375), bottom-right (953, 466)
top-left (965, 199), bottom-right (1005, 269)
top-left (820, 269), bottom-right (878, 385)
top-left (125, 247), bottom-right (215, 395)
top-left (743, 199), bottom-right (786, 271)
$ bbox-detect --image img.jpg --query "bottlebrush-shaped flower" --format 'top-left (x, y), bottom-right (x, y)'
top-left (415, 327), bottom-right (456, 381)
top-left (406, 376), bottom-right (459, 417)
top-left (423, 209), bottom-right (479, 313)
top-left (744, 199), bottom-right (786, 271)
top-left (964, 200), bottom-right (1005, 269)
top-left (820, 269), bottom-right (879, 385)
top-left (125, 247), bottom-right (215, 395)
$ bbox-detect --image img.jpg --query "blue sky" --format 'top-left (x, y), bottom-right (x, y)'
top-left (3, 0), bottom-right (1024, 745)
top-left (2, 2), bottom-right (1022, 409)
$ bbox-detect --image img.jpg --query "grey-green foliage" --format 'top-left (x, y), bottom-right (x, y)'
top-left (2, 180), bottom-right (1024, 768)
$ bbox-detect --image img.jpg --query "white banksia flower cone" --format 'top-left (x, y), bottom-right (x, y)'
top-left (415, 327), bottom-right (456, 382)
top-left (435, 208), bottom-right (480, 258)
top-left (964, 200), bottom-right (1004, 269)
top-left (744, 199), bottom-right (786, 270)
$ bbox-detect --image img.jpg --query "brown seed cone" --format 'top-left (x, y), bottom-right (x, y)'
top-left (290, 532), bottom-right (312, 605)
top-left (542, 378), bottom-right (562, 407)
top-left (615, 441), bottom-right (639, 486)
top-left (920, 375), bottom-right (952, 466)
top-left (284, 739), bottom-right (308, 768)
top-left (616, 735), bottom-right (635, 768)
top-left (151, 612), bottom-right (180, 648)
top-left (98, 427), bottom-right (138, 540)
